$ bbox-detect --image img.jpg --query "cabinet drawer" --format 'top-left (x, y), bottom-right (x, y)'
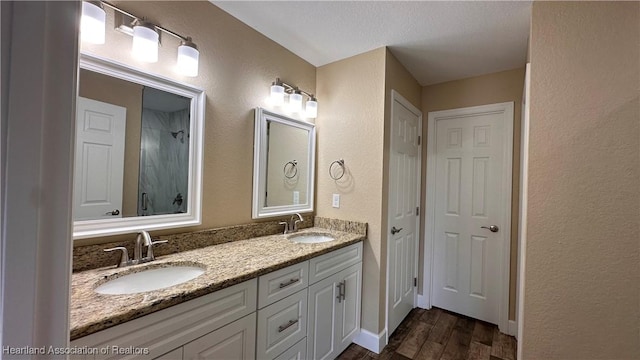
top-left (309, 242), bottom-right (363, 284)
top-left (183, 313), bottom-right (256, 360)
top-left (273, 338), bottom-right (306, 360)
top-left (259, 261), bottom-right (309, 309)
top-left (257, 289), bottom-right (308, 360)
top-left (71, 279), bottom-right (257, 360)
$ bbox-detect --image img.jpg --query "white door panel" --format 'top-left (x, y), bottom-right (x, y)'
top-left (74, 97), bottom-right (126, 220)
top-left (431, 106), bottom-right (510, 325)
top-left (387, 92), bottom-right (422, 336)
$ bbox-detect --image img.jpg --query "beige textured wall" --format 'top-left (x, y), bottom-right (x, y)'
top-left (77, 1), bottom-right (315, 245)
top-left (522, 2), bottom-right (640, 358)
top-left (315, 47), bottom-right (421, 335)
top-left (316, 48), bottom-right (386, 333)
top-left (421, 67), bottom-right (525, 320)
top-left (78, 69), bottom-right (142, 217)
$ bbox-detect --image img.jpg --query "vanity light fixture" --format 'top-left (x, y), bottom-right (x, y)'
top-left (177, 38), bottom-right (199, 77)
top-left (305, 97), bottom-right (318, 118)
top-left (80, 1), bottom-right (106, 44)
top-left (269, 78), bottom-right (318, 119)
top-left (131, 20), bottom-right (159, 63)
top-left (80, 1), bottom-right (200, 76)
top-left (289, 91), bottom-right (303, 112)
top-left (270, 82), bottom-right (285, 106)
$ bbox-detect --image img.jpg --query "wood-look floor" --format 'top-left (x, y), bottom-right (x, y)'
top-left (337, 308), bottom-right (516, 360)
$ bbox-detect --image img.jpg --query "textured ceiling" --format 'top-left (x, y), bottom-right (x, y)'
top-left (211, 1), bottom-right (532, 85)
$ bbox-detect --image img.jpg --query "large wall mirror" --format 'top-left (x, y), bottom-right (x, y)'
top-left (73, 53), bottom-right (205, 239)
top-left (252, 108), bottom-right (315, 218)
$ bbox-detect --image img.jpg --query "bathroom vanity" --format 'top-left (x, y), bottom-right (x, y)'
top-left (70, 229), bottom-right (363, 360)
top-left (70, 47), bottom-right (357, 360)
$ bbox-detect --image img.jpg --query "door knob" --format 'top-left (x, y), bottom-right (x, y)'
top-left (481, 225), bottom-right (499, 233)
top-left (105, 209), bottom-right (120, 216)
top-left (391, 226), bottom-right (403, 235)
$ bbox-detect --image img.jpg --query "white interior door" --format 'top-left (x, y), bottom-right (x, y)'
top-left (74, 97), bottom-right (126, 220)
top-left (387, 91), bottom-right (422, 336)
top-left (429, 102), bottom-right (513, 326)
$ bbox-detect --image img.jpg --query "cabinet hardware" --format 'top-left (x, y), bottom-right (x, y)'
top-left (336, 281), bottom-right (346, 303)
top-left (278, 319), bottom-right (299, 333)
top-left (414, 277), bottom-right (417, 287)
top-left (336, 280), bottom-right (346, 302)
top-left (278, 278), bottom-right (300, 289)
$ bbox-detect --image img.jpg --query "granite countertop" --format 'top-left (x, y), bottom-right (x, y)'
top-left (70, 227), bottom-right (364, 340)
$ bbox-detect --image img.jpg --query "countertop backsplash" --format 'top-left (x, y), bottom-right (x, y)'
top-left (72, 216), bottom-right (367, 272)
top-left (73, 216), bottom-right (313, 272)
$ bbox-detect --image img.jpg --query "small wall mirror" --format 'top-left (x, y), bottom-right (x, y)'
top-left (252, 108), bottom-right (315, 218)
top-left (73, 53), bottom-right (204, 239)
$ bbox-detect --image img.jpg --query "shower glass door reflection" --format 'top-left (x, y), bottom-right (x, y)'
top-left (138, 87), bottom-right (191, 216)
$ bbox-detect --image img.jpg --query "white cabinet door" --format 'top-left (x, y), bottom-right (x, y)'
top-left (307, 272), bottom-right (340, 360)
top-left (183, 313), bottom-right (256, 360)
top-left (335, 263), bottom-right (362, 354)
top-left (307, 263), bottom-right (362, 360)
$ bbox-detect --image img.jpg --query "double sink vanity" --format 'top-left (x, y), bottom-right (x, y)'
top-left (71, 52), bottom-right (363, 359)
top-left (71, 224), bottom-right (365, 360)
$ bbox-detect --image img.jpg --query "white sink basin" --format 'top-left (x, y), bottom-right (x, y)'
top-left (95, 265), bottom-right (205, 295)
top-left (289, 232), bottom-right (335, 244)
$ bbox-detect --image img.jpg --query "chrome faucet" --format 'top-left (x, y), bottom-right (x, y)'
top-left (279, 213), bottom-right (303, 234)
top-left (134, 230), bottom-right (152, 261)
top-left (104, 230), bottom-right (167, 267)
top-left (291, 213), bottom-right (303, 232)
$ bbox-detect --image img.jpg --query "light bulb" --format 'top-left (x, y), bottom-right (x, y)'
top-left (305, 99), bottom-right (318, 118)
top-left (270, 84), bottom-right (285, 106)
top-left (132, 21), bottom-right (159, 63)
top-left (289, 92), bottom-right (303, 112)
top-left (80, 1), bottom-right (106, 44)
top-left (177, 40), bottom-right (199, 77)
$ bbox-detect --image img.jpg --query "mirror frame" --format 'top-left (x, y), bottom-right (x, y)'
top-left (252, 108), bottom-right (316, 219)
top-left (74, 53), bottom-right (205, 239)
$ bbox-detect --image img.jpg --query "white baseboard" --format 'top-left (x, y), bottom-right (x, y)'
top-left (508, 320), bottom-right (517, 337)
top-left (353, 328), bottom-right (387, 354)
top-left (417, 295), bottom-right (429, 309)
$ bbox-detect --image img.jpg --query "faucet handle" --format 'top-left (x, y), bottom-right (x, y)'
top-left (146, 239), bottom-right (168, 261)
top-left (104, 247), bottom-right (131, 267)
top-left (279, 221), bottom-right (290, 234)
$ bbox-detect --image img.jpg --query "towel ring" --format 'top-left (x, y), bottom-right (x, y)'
top-left (283, 160), bottom-right (298, 179)
top-left (329, 159), bottom-right (345, 180)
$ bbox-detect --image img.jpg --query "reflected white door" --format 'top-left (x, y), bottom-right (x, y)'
top-left (74, 97), bottom-right (126, 220)
top-left (387, 91), bottom-right (421, 335)
top-left (431, 103), bottom-right (512, 325)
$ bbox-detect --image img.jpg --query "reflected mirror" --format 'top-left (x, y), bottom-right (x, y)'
top-left (252, 108), bottom-right (315, 218)
top-left (74, 53), bottom-right (204, 239)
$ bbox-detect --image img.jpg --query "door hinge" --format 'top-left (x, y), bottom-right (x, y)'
top-left (418, 135), bottom-right (421, 145)
top-left (416, 207), bottom-right (420, 216)
top-left (413, 277), bottom-right (417, 287)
